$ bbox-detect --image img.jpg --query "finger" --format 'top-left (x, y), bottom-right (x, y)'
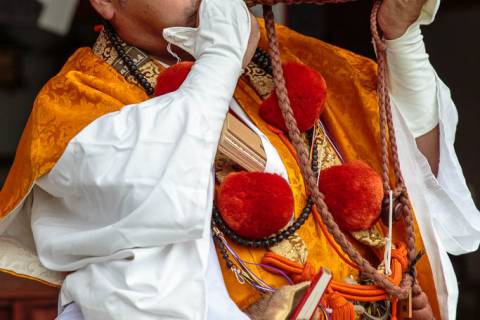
top-left (311, 307), bottom-right (321, 320)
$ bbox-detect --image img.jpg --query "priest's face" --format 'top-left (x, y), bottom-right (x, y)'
top-left (90, 0), bottom-right (200, 62)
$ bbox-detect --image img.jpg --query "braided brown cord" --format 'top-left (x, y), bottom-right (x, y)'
top-left (262, 4), bottom-right (415, 299)
top-left (370, 0), bottom-right (417, 264)
top-left (246, 0), bottom-right (354, 6)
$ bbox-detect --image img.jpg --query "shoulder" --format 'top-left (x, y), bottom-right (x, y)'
top-left (27, 47), bottom-right (147, 171)
top-left (257, 18), bottom-right (378, 90)
top-left (35, 48), bottom-right (145, 113)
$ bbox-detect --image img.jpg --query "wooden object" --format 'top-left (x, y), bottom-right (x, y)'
top-left (0, 273), bottom-right (59, 320)
top-left (217, 113), bottom-right (267, 172)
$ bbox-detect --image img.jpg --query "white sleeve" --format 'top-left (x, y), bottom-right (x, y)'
top-left (35, 0), bottom-right (251, 253)
top-left (385, 0), bottom-right (480, 254)
top-left (385, 0), bottom-right (441, 137)
top-left (427, 78), bottom-right (480, 255)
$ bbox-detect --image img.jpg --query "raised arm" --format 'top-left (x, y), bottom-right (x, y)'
top-left (379, 0), bottom-right (440, 175)
top-left (34, 0), bottom-right (255, 267)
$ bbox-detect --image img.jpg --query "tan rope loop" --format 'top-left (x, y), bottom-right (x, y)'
top-left (246, 0), bottom-right (355, 6)
top-left (262, 4), bottom-right (414, 299)
top-left (261, 2), bottom-right (435, 315)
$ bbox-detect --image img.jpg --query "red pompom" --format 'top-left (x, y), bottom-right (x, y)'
top-left (217, 172), bottom-right (294, 240)
top-left (154, 61), bottom-right (194, 96)
top-left (259, 62), bottom-right (327, 132)
top-left (319, 160), bottom-right (383, 232)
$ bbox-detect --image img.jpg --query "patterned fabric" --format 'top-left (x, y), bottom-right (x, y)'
top-left (92, 30), bottom-right (160, 91)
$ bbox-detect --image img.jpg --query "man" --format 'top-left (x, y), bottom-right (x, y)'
top-left (0, 0), bottom-right (478, 319)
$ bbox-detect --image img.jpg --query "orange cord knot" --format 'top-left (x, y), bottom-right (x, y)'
top-left (326, 291), bottom-right (355, 320)
top-left (391, 242), bottom-right (409, 272)
top-left (261, 252), bottom-right (316, 284)
top-left (292, 262), bottom-right (316, 283)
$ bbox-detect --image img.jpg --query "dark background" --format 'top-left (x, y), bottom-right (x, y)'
top-left (0, 1), bottom-right (478, 319)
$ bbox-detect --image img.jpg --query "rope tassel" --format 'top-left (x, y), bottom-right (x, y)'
top-left (326, 292), bottom-right (355, 320)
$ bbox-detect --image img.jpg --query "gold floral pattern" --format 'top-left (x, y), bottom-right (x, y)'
top-left (269, 234), bottom-right (308, 264)
top-left (93, 30), bottom-right (160, 93)
top-left (244, 63), bottom-right (275, 99)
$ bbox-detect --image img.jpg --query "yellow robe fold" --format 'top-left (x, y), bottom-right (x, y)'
top-left (0, 22), bottom-right (440, 319)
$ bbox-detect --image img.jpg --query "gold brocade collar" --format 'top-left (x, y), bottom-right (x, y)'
top-left (91, 29), bottom-right (276, 99)
top-left (92, 30), bottom-right (162, 91)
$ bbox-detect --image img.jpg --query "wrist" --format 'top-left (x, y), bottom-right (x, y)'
top-left (379, 13), bottom-right (419, 40)
top-left (382, 23), bottom-right (413, 40)
top-left (385, 23), bottom-right (422, 50)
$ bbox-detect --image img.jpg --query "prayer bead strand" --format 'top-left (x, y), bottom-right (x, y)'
top-left (212, 136), bottom-right (319, 249)
top-left (103, 22), bottom-right (155, 96)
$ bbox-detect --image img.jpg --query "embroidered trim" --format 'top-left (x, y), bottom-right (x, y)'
top-left (93, 30), bottom-right (161, 90)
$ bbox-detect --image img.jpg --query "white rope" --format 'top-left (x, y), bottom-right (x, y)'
top-left (384, 190), bottom-right (393, 276)
top-left (167, 43), bottom-right (182, 64)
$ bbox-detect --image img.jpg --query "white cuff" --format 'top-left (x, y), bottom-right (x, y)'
top-left (385, 22), bottom-right (439, 137)
top-left (417, 0), bottom-right (441, 26)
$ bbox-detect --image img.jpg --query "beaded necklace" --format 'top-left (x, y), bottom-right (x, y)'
top-left (104, 22), bottom-right (320, 246)
top-left (103, 25), bottom-right (326, 289)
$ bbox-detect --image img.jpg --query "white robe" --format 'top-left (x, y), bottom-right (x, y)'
top-left (37, 70), bottom-right (479, 320)
top-left (4, 0), bottom-right (480, 319)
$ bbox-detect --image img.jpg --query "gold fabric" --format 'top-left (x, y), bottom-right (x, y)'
top-left (0, 48), bottom-right (148, 219)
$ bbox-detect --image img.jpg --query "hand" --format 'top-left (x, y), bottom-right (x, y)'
top-left (378, 0), bottom-right (428, 40)
top-left (163, 0), bottom-right (253, 67)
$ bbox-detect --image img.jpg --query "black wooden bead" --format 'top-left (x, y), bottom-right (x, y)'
top-left (226, 261), bottom-right (234, 269)
top-left (294, 222), bottom-right (301, 229)
top-left (277, 234), bottom-right (285, 241)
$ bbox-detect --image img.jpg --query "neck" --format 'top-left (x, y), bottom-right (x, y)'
top-left (150, 47), bottom-right (195, 66)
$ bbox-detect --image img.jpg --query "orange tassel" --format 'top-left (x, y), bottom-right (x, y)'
top-left (391, 298), bottom-right (398, 320)
top-left (327, 292), bottom-right (355, 320)
top-left (291, 262), bottom-right (316, 283)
